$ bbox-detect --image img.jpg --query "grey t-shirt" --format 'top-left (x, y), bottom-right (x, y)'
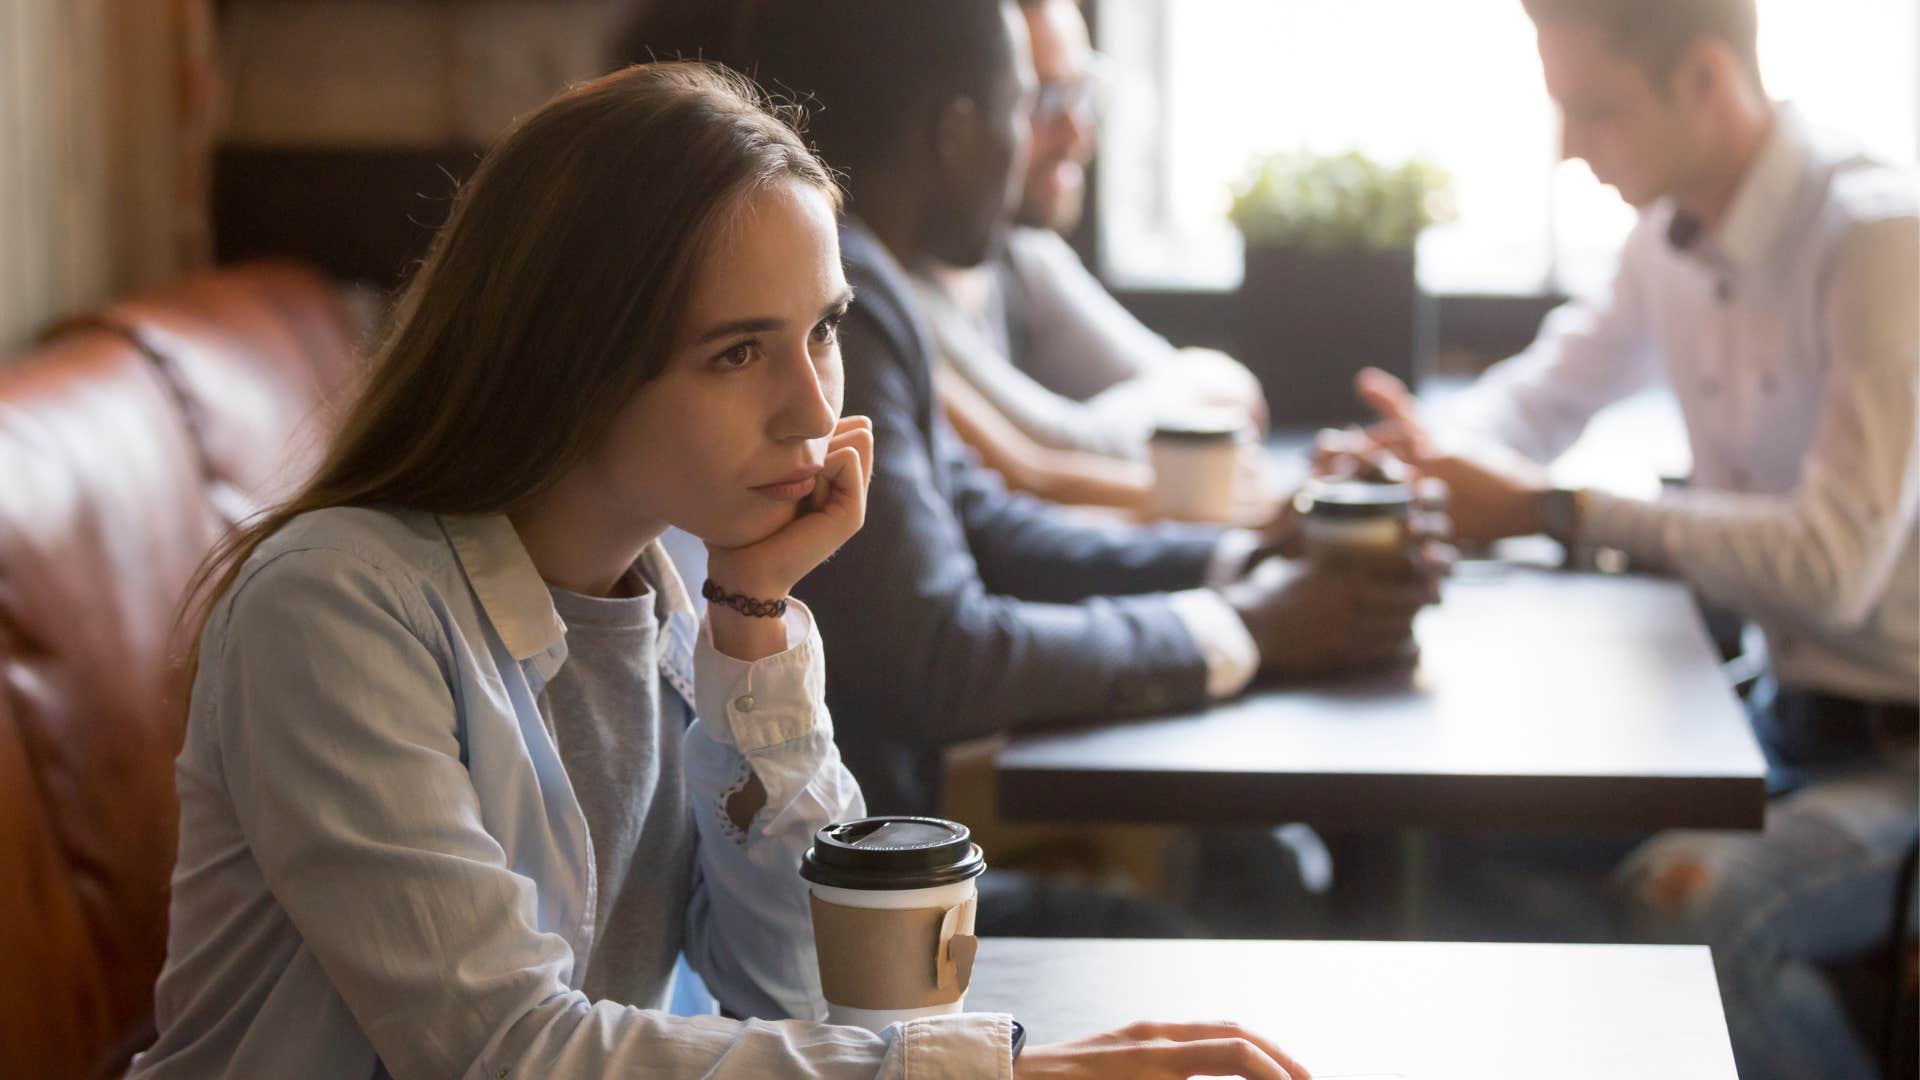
top-left (538, 571), bottom-right (697, 1008)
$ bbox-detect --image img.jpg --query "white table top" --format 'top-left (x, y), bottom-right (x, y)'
top-left (967, 937), bottom-right (1738, 1080)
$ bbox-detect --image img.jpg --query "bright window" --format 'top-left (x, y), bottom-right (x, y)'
top-left (1096, 0), bottom-right (1919, 295)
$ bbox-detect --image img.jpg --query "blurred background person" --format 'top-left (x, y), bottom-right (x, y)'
top-left (912, 0), bottom-right (1277, 517)
top-left (734, 0), bottom-right (1442, 813)
top-left (1327, 1), bottom-right (1917, 1076)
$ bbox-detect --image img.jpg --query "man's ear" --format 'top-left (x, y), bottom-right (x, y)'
top-left (932, 96), bottom-right (980, 171)
top-left (1671, 37), bottom-right (1738, 109)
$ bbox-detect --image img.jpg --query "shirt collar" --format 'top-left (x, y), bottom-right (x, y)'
top-left (441, 513), bottom-right (567, 663)
top-left (1673, 102), bottom-right (1812, 274)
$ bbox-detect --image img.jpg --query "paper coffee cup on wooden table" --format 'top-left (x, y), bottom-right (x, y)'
top-left (801, 816), bottom-right (988, 1032)
top-left (1149, 411), bottom-right (1248, 521)
top-left (1295, 477), bottom-right (1414, 569)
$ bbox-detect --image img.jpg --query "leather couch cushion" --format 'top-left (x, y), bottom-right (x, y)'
top-left (0, 330), bottom-right (228, 1076)
top-left (105, 261), bottom-right (365, 518)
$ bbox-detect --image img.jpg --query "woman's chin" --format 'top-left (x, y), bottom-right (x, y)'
top-left (690, 502), bottom-right (799, 551)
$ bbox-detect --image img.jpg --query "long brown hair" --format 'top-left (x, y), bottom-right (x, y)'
top-left (181, 62), bottom-right (840, 673)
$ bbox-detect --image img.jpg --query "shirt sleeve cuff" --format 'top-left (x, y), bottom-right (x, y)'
top-left (1167, 588), bottom-right (1261, 699)
top-left (1205, 528), bottom-right (1262, 587)
top-left (694, 598), bottom-right (829, 753)
top-left (896, 1012), bottom-right (1014, 1080)
top-left (1580, 489), bottom-right (1669, 562)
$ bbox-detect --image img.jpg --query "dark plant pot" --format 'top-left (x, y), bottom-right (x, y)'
top-left (1232, 243), bottom-right (1437, 429)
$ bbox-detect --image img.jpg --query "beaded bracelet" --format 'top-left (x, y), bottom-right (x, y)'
top-left (701, 579), bottom-right (789, 618)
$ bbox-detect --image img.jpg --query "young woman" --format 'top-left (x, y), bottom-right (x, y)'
top-left (130, 62), bottom-right (1309, 1079)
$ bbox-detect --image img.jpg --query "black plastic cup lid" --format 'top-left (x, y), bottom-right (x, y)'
top-left (1296, 478), bottom-right (1414, 520)
top-left (1150, 419), bottom-right (1243, 443)
top-left (800, 816), bottom-right (987, 891)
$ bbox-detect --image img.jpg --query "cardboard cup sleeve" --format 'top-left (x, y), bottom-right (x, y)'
top-left (809, 893), bottom-right (979, 1011)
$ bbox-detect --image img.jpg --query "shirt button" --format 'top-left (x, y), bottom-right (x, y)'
top-left (735, 694), bottom-right (756, 712)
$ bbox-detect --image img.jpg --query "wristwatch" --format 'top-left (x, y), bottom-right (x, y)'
top-left (1538, 486), bottom-right (1586, 548)
top-left (1010, 1018), bottom-right (1027, 1063)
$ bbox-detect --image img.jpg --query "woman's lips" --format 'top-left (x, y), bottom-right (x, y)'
top-left (751, 470), bottom-right (821, 501)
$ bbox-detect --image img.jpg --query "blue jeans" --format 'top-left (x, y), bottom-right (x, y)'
top-left (1616, 679), bottom-right (1918, 1080)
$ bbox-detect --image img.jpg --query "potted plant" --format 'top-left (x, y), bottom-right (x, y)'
top-left (1227, 149), bottom-right (1455, 427)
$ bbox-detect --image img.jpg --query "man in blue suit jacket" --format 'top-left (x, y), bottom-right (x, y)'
top-left (721, 0), bottom-right (1444, 815)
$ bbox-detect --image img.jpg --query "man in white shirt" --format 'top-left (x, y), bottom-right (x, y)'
top-left (1337, 2), bottom-right (1917, 1078)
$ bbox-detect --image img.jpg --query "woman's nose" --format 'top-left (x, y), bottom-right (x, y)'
top-left (776, 346), bottom-right (838, 441)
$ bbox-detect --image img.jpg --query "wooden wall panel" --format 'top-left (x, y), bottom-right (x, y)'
top-left (0, 0), bottom-right (202, 358)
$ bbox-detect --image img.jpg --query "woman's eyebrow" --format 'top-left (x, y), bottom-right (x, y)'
top-left (691, 316), bottom-right (785, 345)
top-left (692, 290), bottom-right (855, 345)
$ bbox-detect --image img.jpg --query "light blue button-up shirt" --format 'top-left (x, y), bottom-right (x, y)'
top-left (129, 506), bottom-right (1009, 1079)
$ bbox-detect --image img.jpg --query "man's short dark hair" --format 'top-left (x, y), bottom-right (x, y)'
top-left (1521, 0), bottom-right (1762, 90)
top-left (614, 0), bottom-right (1016, 200)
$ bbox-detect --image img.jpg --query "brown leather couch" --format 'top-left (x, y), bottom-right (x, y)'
top-left (0, 262), bottom-right (364, 1078)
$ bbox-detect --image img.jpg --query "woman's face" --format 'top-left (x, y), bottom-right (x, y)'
top-left (584, 178), bottom-right (850, 549)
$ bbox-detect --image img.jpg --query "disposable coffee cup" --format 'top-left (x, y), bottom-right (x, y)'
top-left (800, 816), bottom-right (988, 1032)
top-left (1295, 478), bottom-right (1414, 570)
top-left (1149, 413), bottom-right (1246, 521)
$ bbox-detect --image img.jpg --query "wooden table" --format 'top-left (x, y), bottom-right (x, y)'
top-left (996, 566), bottom-right (1768, 832)
top-left (967, 937), bottom-right (1739, 1080)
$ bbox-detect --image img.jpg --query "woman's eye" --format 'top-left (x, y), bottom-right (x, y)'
top-left (712, 342), bottom-right (755, 370)
top-left (812, 312), bottom-right (844, 346)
